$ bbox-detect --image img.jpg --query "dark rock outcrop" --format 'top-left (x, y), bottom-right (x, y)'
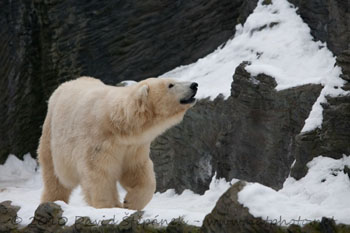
top-left (285, 0), bottom-right (350, 180)
top-left (289, 32), bottom-right (350, 180)
top-left (151, 62), bottom-right (322, 194)
top-left (337, 49), bottom-right (350, 83)
top-left (0, 0), bottom-right (258, 163)
top-left (291, 93), bottom-right (350, 179)
top-left (288, 0), bottom-right (350, 56)
top-left (290, 38), bottom-right (350, 180)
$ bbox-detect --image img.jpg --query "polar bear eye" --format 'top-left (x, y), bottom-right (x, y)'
top-left (168, 84), bottom-right (174, 88)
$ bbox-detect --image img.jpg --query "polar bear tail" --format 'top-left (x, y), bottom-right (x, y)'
top-left (38, 110), bottom-right (71, 203)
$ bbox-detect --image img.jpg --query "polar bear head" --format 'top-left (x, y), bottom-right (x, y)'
top-left (111, 77), bottom-right (198, 142)
top-left (135, 78), bottom-right (198, 118)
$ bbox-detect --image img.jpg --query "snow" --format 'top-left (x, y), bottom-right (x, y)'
top-left (0, 154), bottom-right (38, 188)
top-left (118, 80), bottom-right (137, 86)
top-left (160, 0), bottom-right (346, 132)
top-left (0, 154), bottom-right (236, 226)
top-left (238, 155), bottom-right (350, 226)
top-left (2, 155), bottom-right (350, 227)
top-left (301, 86), bottom-right (346, 132)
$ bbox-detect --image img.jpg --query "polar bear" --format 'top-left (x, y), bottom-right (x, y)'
top-left (38, 77), bottom-right (198, 210)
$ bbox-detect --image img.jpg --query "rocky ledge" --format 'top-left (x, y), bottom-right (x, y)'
top-left (2, 187), bottom-right (350, 233)
top-left (0, 201), bottom-right (201, 233)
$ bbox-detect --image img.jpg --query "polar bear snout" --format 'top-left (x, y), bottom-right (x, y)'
top-left (179, 82), bottom-right (198, 105)
top-left (190, 82), bottom-right (198, 91)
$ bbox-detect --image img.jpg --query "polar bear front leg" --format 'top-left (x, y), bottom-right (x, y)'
top-left (120, 159), bottom-right (156, 210)
top-left (80, 169), bottom-right (123, 208)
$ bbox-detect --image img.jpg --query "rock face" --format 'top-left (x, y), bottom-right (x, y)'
top-left (151, 63), bottom-right (322, 194)
top-left (0, 0), bottom-right (258, 163)
top-left (337, 50), bottom-right (350, 83)
top-left (283, 0), bottom-right (350, 180)
top-left (288, 0), bottom-right (350, 56)
top-left (291, 94), bottom-right (350, 179)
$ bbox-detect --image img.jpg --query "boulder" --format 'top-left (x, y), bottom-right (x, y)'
top-left (201, 181), bottom-right (281, 233)
top-left (0, 201), bottom-right (20, 232)
top-left (23, 202), bottom-right (65, 233)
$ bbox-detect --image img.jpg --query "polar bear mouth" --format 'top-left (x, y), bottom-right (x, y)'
top-left (180, 91), bottom-right (197, 104)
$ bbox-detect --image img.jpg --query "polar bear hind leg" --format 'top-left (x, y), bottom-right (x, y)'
top-left (38, 113), bottom-right (72, 203)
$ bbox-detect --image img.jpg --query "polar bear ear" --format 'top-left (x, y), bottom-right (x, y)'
top-left (135, 84), bottom-right (149, 111)
top-left (138, 84), bottom-right (149, 99)
top-left (136, 84), bottom-right (149, 106)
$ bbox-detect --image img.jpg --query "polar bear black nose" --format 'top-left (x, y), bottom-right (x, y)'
top-left (190, 82), bottom-right (198, 90)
